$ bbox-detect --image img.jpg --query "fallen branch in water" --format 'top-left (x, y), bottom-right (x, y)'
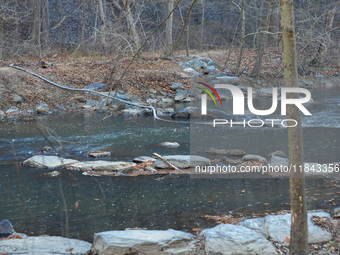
top-left (153, 153), bottom-right (179, 170)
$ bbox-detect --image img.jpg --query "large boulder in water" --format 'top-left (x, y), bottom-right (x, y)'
top-left (23, 155), bottom-right (79, 169)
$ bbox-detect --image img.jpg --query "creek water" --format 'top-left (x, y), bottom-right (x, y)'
top-left (0, 86), bottom-right (339, 242)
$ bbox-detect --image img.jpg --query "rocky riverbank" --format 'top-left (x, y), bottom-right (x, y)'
top-left (1, 55), bottom-right (339, 120)
top-left (2, 209), bottom-right (340, 254)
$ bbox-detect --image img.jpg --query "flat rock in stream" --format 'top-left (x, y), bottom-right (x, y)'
top-left (133, 156), bottom-right (156, 163)
top-left (153, 155), bottom-right (210, 169)
top-left (23, 155), bottom-right (79, 169)
top-left (94, 229), bottom-right (196, 255)
top-left (70, 161), bottom-right (136, 172)
top-left (0, 236), bottom-right (91, 255)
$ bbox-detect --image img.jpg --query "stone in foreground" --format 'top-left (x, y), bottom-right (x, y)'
top-left (70, 161), bottom-right (136, 172)
top-left (200, 224), bottom-right (278, 255)
top-left (241, 211), bottom-right (332, 244)
top-left (0, 236), bottom-right (91, 255)
top-left (0, 219), bottom-right (15, 237)
top-left (153, 155), bottom-right (210, 169)
top-left (94, 229), bottom-right (196, 255)
top-left (23, 155), bottom-right (79, 169)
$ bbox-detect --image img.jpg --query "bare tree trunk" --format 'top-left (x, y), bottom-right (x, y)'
top-left (268, 0), bottom-right (280, 47)
top-left (81, 0), bottom-right (87, 52)
top-left (55, 0), bottom-right (64, 50)
top-left (234, 0), bottom-right (245, 76)
top-left (122, 0), bottom-right (141, 51)
top-left (250, 0), bottom-right (273, 77)
top-left (281, 0), bottom-right (308, 254)
top-left (98, 0), bottom-right (106, 53)
top-left (165, 0), bottom-right (174, 55)
top-left (37, 0), bottom-right (42, 58)
top-left (0, 0), bottom-right (9, 59)
top-left (41, 0), bottom-right (50, 53)
top-left (186, 8), bottom-right (191, 57)
top-left (309, 2), bottom-right (339, 67)
top-left (200, 0), bottom-right (204, 51)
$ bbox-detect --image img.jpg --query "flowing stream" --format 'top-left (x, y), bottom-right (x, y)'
top-left (0, 87), bottom-right (339, 242)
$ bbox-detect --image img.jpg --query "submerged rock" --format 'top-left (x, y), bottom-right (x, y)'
top-left (207, 149), bottom-right (246, 156)
top-left (23, 155), bottom-right (79, 169)
top-left (0, 236), bottom-right (91, 255)
top-left (160, 142), bottom-right (180, 148)
top-left (87, 151), bottom-right (111, 158)
top-left (171, 107), bottom-right (233, 120)
top-left (267, 151), bottom-right (286, 158)
top-left (153, 155), bottom-right (210, 169)
top-left (46, 170), bottom-right (60, 177)
top-left (200, 224), bottom-right (278, 255)
top-left (94, 229), bottom-right (196, 255)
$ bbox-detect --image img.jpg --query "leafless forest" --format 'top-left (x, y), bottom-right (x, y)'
top-left (0, 0), bottom-right (339, 76)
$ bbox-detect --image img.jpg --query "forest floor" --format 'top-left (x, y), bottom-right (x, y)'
top-left (0, 48), bottom-right (339, 115)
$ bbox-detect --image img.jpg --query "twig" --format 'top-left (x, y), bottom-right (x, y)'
top-left (153, 153), bottom-right (179, 170)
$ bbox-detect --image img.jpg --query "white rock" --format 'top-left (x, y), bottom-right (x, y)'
top-left (242, 212), bottom-right (332, 244)
top-left (200, 224), bottom-right (278, 255)
top-left (94, 229), bottom-right (196, 255)
top-left (6, 106), bottom-right (20, 114)
top-left (122, 108), bottom-right (145, 116)
top-left (133, 156), bottom-right (156, 163)
top-left (242, 154), bottom-right (267, 162)
top-left (87, 151), bottom-right (111, 158)
top-left (153, 155), bottom-right (210, 169)
top-left (160, 142), bottom-right (180, 148)
top-left (0, 236), bottom-right (91, 255)
top-left (70, 161), bottom-right (136, 172)
top-left (215, 76), bottom-right (240, 85)
top-left (36, 103), bottom-right (49, 113)
top-left (23, 155), bottom-right (79, 169)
